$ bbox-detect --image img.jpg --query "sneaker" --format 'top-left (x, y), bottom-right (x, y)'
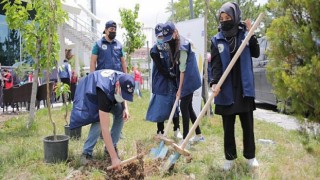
top-left (174, 129), bottom-right (183, 139)
top-left (156, 132), bottom-right (164, 138)
top-left (247, 158), bottom-right (259, 168)
top-left (189, 134), bottom-right (205, 143)
top-left (223, 160), bottom-right (235, 171)
top-left (80, 154), bottom-right (92, 165)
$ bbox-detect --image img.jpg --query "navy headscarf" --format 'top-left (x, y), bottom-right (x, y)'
top-left (219, 2), bottom-right (242, 38)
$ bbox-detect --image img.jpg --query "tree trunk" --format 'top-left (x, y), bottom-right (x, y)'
top-left (27, 39), bottom-right (41, 128)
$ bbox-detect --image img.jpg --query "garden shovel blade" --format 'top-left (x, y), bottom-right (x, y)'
top-left (162, 152), bottom-right (181, 171)
top-left (150, 140), bottom-right (168, 159)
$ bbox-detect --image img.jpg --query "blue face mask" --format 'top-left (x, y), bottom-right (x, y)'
top-left (157, 39), bottom-right (163, 45)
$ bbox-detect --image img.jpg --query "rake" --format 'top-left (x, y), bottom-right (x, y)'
top-left (162, 13), bottom-right (265, 171)
top-left (150, 97), bottom-right (179, 159)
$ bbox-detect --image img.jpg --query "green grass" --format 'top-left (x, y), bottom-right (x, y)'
top-left (0, 89), bottom-right (319, 179)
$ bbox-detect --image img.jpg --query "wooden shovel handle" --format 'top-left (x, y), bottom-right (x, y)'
top-left (106, 153), bottom-right (144, 170)
top-left (180, 13), bottom-right (265, 149)
top-left (163, 97), bottom-right (179, 136)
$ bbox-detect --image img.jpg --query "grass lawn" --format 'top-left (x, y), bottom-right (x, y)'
top-left (0, 89), bottom-right (319, 179)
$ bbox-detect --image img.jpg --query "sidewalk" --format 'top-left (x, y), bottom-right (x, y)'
top-left (253, 108), bottom-right (300, 131)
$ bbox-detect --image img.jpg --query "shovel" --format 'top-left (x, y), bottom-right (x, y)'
top-left (150, 97), bottom-right (179, 159)
top-left (107, 153), bottom-right (144, 170)
top-left (162, 13), bottom-right (265, 171)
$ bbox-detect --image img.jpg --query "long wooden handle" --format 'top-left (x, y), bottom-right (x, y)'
top-left (106, 153), bottom-right (143, 170)
top-left (163, 97), bottom-right (179, 136)
top-left (180, 13), bottom-right (265, 149)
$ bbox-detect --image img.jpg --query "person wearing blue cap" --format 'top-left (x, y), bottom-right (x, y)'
top-left (209, 2), bottom-right (260, 171)
top-left (70, 69), bottom-right (135, 169)
top-left (162, 21), bottom-right (203, 143)
top-left (81, 20), bottom-right (128, 163)
top-left (146, 23), bottom-right (182, 139)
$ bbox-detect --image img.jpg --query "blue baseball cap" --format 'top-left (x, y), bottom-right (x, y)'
top-left (155, 23), bottom-right (164, 37)
top-left (103, 20), bottom-right (117, 34)
top-left (162, 22), bottom-right (176, 42)
top-left (118, 74), bottom-right (135, 101)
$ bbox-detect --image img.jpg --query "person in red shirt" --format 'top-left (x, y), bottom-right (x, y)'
top-left (132, 66), bottom-right (143, 98)
top-left (3, 69), bottom-right (13, 89)
top-left (70, 70), bottom-right (78, 101)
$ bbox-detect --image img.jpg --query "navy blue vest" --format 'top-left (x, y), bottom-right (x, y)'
top-left (211, 29), bottom-right (255, 105)
top-left (150, 44), bottom-right (177, 95)
top-left (96, 37), bottom-right (123, 71)
top-left (69, 69), bottom-right (123, 129)
top-left (177, 36), bottom-right (202, 98)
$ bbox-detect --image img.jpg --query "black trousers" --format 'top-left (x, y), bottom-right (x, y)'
top-left (180, 93), bottom-right (201, 139)
top-left (222, 111), bottom-right (256, 160)
top-left (157, 117), bottom-right (180, 134)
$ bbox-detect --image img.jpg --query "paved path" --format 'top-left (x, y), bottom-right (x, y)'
top-left (254, 108), bottom-right (300, 131)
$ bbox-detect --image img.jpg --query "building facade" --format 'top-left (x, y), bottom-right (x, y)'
top-left (0, 0), bottom-right (100, 75)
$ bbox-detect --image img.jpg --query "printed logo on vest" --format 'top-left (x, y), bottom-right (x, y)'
top-left (102, 44), bottom-right (108, 50)
top-left (101, 69), bottom-right (115, 77)
top-left (218, 43), bottom-right (224, 53)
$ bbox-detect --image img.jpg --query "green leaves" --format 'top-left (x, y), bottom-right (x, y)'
top-left (266, 0), bottom-right (320, 122)
top-left (119, 4), bottom-right (146, 68)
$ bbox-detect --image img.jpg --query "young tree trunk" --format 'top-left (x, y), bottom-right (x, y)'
top-left (203, 0), bottom-right (210, 117)
top-left (27, 39), bottom-right (41, 128)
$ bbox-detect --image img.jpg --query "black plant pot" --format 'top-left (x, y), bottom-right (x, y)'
top-left (43, 135), bottom-right (69, 163)
top-left (64, 125), bottom-right (82, 140)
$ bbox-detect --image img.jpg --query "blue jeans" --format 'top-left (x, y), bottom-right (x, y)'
top-left (82, 103), bottom-right (124, 156)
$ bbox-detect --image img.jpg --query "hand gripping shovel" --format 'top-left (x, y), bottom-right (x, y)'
top-left (150, 97), bottom-right (179, 159)
top-left (162, 13), bottom-right (265, 171)
top-left (107, 153), bottom-right (144, 170)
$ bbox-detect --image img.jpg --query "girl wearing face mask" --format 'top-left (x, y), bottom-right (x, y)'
top-left (209, 2), bottom-right (260, 171)
top-left (162, 22), bottom-right (203, 144)
top-left (146, 23), bottom-right (183, 139)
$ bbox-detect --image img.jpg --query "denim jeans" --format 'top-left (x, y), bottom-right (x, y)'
top-left (82, 103), bottom-right (124, 156)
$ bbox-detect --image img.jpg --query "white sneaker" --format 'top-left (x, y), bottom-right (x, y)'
top-left (223, 160), bottom-right (235, 171)
top-left (156, 132), bottom-right (163, 138)
top-left (247, 158), bottom-right (259, 168)
top-left (189, 134), bottom-right (205, 143)
top-left (174, 129), bottom-right (183, 139)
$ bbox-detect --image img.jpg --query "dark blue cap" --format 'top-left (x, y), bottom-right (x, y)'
top-left (103, 20), bottom-right (117, 34)
top-left (118, 74), bottom-right (135, 102)
top-left (162, 22), bottom-right (176, 42)
top-left (155, 23), bottom-right (164, 37)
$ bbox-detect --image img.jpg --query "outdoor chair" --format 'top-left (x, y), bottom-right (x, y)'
top-left (36, 82), bottom-right (54, 109)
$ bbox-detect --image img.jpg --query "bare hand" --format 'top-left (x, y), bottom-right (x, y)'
top-left (176, 89), bottom-right (181, 99)
top-left (111, 157), bottom-right (122, 170)
top-left (245, 19), bottom-right (252, 32)
top-left (211, 84), bottom-right (221, 97)
top-left (123, 109), bottom-right (130, 122)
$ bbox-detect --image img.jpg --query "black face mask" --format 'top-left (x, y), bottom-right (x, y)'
top-left (220, 20), bottom-right (234, 31)
top-left (108, 32), bottom-right (116, 40)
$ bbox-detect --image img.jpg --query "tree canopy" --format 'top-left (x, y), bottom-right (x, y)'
top-left (266, 0), bottom-right (320, 122)
top-left (119, 4), bottom-right (146, 71)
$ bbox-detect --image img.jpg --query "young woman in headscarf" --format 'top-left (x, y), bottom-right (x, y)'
top-left (209, 2), bottom-right (260, 171)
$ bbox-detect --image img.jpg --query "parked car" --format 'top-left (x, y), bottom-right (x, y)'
top-left (253, 37), bottom-right (277, 106)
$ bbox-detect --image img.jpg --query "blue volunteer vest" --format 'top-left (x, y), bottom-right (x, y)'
top-left (96, 37), bottom-right (123, 71)
top-left (177, 36), bottom-right (202, 98)
top-left (150, 43), bottom-right (177, 95)
top-left (211, 29), bottom-right (255, 106)
top-left (69, 69), bottom-right (123, 129)
top-left (58, 62), bottom-right (70, 78)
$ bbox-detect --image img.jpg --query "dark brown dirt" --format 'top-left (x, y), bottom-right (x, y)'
top-left (67, 140), bottom-right (164, 179)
